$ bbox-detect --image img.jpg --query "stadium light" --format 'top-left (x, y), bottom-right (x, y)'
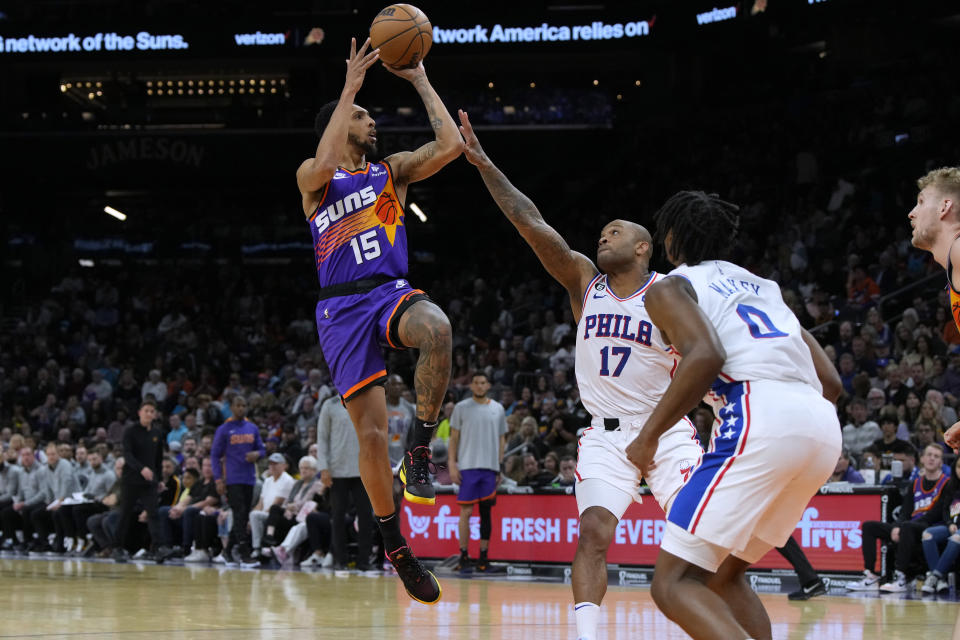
top-left (409, 202), bottom-right (427, 223)
top-left (104, 205), bottom-right (127, 221)
top-left (78, 259), bottom-right (95, 268)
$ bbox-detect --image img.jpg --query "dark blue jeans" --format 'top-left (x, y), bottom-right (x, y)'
top-left (922, 525), bottom-right (960, 576)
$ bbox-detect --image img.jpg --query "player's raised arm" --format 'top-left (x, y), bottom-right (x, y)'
top-left (296, 38), bottom-right (380, 199)
top-left (458, 109), bottom-right (597, 309)
top-left (383, 62), bottom-right (463, 189)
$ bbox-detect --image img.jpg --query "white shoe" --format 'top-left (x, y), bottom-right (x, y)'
top-left (184, 549), bottom-right (209, 563)
top-left (300, 553), bottom-right (325, 568)
top-left (846, 569), bottom-right (882, 590)
top-left (879, 571), bottom-right (909, 592)
top-left (212, 552), bottom-right (237, 566)
top-left (937, 578), bottom-right (950, 593)
top-left (922, 572), bottom-right (939, 594)
top-left (321, 551), bottom-right (334, 568)
top-left (132, 548), bottom-right (148, 560)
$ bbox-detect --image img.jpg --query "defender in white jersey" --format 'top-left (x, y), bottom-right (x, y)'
top-left (625, 191), bottom-right (842, 640)
top-left (458, 111), bottom-right (702, 640)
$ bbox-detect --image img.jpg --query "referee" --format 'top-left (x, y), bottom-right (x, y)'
top-left (113, 399), bottom-right (166, 562)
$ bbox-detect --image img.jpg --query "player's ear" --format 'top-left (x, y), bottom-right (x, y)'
top-left (942, 198), bottom-right (956, 220)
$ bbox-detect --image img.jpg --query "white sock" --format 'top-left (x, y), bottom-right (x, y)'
top-left (574, 602), bottom-right (600, 640)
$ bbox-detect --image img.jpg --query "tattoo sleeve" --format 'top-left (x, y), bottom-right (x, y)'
top-left (412, 76), bottom-right (444, 131)
top-left (476, 162), bottom-right (589, 291)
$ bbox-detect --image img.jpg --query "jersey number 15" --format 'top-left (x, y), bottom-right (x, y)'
top-left (350, 230), bottom-right (381, 264)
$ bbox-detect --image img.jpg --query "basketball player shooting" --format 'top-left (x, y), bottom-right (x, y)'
top-left (907, 167), bottom-right (960, 453)
top-left (295, 37), bottom-right (462, 605)
top-left (623, 192), bottom-right (842, 640)
top-left (458, 110), bottom-right (703, 640)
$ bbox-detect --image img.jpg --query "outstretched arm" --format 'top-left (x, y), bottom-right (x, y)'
top-left (297, 38), bottom-right (380, 201)
top-left (384, 63), bottom-right (463, 189)
top-left (458, 109), bottom-right (597, 316)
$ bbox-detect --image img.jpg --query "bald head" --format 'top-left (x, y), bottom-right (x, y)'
top-left (597, 220), bottom-right (653, 272)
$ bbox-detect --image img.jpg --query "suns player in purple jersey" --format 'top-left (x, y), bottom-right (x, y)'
top-left (295, 38), bottom-right (462, 605)
top-left (459, 111), bottom-right (704, 640)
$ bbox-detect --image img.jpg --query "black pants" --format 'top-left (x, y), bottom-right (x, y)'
top-left (330, 477), bottom-right (374, 567)
top-left (264, 504), bottom-right (295, 545)
top-left (31, 506), bottom-right (60, 549)
top-left (72, 503), bottom-right (108, 538)
top-left (862, 520), bottom-right (928, 576)
top-left (0, 505), bottom-right (26, 542)
top-left (195, 512), bottom-right (221, 552)
top-left (776, 536), bottom-right (818, 585)
top-left (24, 504), bottom-right (48, 546)
top-left (116, 481), bottom-right (161, 551)
top-left (226, 484), bottom-right (254, 553)
top-left (88, 511), bottom-right (120, 549)
top-left (306, 511), bottom-right (332, 555)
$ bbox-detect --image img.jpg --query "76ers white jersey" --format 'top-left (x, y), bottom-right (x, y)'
top-left (575, 272), bottom-right (679, 417)
top-left (666, 260), bottom-right (821, 409)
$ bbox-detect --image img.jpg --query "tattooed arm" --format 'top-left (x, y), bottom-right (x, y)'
top-left (383, 62), bottom-right (463, 202)
top-left (458, 109), bottom-right (597, 319)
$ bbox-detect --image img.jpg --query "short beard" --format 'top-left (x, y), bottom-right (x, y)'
top-left (348, 133), bottom-right (377, 157)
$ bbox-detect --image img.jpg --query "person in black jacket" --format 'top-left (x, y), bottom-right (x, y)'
top-left (113, 400), bottom-right (167, 562)
top-left (921, 456), bottom-right (960, 593)
top-left (847, 443), bottom-right (949, 591)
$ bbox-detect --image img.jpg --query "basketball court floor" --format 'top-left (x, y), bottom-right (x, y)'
top-left (2, 557), bottom-right (956, 639)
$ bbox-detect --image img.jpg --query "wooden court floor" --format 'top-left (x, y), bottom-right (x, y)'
top-left (1, 558), bottom-right (957, 639)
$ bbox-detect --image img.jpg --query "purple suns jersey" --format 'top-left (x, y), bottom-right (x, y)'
top-left (307, 161), bottom-right (407, 288)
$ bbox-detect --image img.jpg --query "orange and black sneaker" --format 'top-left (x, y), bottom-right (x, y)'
top-left (399, 445), bottom-right (436, 505)
top-left (387, 545), bottom-right (442, 605)
top-left (475, 551), bottom-right (489, 573)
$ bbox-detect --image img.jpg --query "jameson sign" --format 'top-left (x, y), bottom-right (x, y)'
top-left (0, 32), bottom-right (189, 53)
top-left (432, 18), bottom-right (655, 44)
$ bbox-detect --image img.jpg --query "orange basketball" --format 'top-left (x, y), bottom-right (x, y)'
top-left (376, 192), bottom-right (398, 225)
top-left (369, 4), bottom-right (432, 69)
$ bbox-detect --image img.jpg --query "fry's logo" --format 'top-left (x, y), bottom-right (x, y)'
top-left (795, 507), bottom-right (862, 551)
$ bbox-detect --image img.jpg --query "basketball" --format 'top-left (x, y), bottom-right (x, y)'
top-left (375, 191), bottom-right (399, 225)
top-left (369, 4), bottom-right (432, 69)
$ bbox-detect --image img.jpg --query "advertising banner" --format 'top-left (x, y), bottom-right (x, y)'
top-left (402, 490), bottom-right (881, 571)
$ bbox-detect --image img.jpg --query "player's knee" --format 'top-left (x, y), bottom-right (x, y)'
top-left (922, 531), bottom-right (933, 541)
top-left (950, 534), bottom-right (960, 544)
top-left (650, 574), bottom-right (676, 613)
top-left (355, 427), bottom-right (388, 453)
top-left (427, 311), bottom-right (452, 350)
top-left (577, 510), bottom-right (615, 553)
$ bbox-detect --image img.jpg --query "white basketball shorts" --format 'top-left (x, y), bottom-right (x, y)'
top-left (662, 379), bottom-right (841, 572)
top-left (575, 415), bottom-right (703, 519)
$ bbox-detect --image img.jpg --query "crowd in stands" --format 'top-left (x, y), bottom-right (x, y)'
top-left (2, 23), bottom-right (960, 583)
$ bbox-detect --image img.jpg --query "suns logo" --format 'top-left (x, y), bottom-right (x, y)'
top-left (313, 186), bottom-right (377, 234)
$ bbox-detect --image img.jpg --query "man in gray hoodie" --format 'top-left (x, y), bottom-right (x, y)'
top-left (0, 448), bottom-right (43, 551)
top-left (0, 449), bottom-right (23, 548)
top-left (29, 442), bottom-right (80, 553)
top-left (54, 449), bottom-right (115, 554)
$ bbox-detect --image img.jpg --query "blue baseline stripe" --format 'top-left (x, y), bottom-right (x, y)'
top-left (667, 381), bottom-right (746, 530)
